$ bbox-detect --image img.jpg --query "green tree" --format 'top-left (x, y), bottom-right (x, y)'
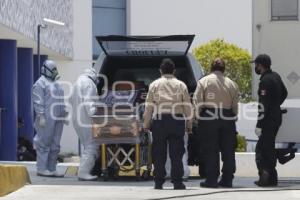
top-left (236, 135), bottom-right (247, 152)
top-left (193, 39), bottom-right (252, 102)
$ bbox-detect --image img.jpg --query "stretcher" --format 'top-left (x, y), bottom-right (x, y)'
top-left (92, 90), bottom-right (152, 181)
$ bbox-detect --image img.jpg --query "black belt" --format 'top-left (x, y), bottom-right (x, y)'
top-left (154, 113), bottom-right (184, 119)
top-left (201, 107), bottom-right (235, 118)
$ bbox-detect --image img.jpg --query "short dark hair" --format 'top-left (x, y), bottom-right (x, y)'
top-left (253, 54), bottom-right (271, 69)
top-left (160, 58), bottom-right (175, 74)
top-left (211, 58), bottom-right (225, 73)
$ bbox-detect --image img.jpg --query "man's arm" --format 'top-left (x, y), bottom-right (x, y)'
top-left (193, 80), bottom-right (205, 119)
top-left (280, 79), bottom-right (288, 105)
top-left (231, 82), bottom-right (240, 116)
top-left (32, 80), bottom-right (45, 115)
top-left (82, 83), bottom-right (98, 117)
top-left (182, 84), bottom-right (193, 132)
top-left (143, 84), bottom-right (155, 129)
top-left (257, 80), bottom-right (271, 128)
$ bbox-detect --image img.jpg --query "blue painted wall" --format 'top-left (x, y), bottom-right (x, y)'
top-left (33, 54), bottom-right (48, 82)
top-left (0, 39), bottom-right (18, 161)
top-left (17, 48), bottom-right (34, 142)
top-left (33, 54), bottom-right (48, 138)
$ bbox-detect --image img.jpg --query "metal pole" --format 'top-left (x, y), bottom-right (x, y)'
top-left (37, 25), bottom-right (41, 76)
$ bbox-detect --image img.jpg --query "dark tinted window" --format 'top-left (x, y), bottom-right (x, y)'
top-left (100, 56), bottom-right (196, 91)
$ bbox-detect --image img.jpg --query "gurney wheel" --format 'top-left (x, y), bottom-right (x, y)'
top-left (142, 170), bottom-right (150, 180)
top-left (113, 166), bottom-right (119, 180)
top-left (112, 172), bottom-right (118, 180)
top-left (107, 166), bottom-right (118, 180)
top-left (103, 170), bottom-right (109, 181)
top-left (135, 170), bottom-right (141, 181)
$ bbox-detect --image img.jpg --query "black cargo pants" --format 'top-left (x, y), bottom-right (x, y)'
top-left (198, 109), bottom-right (237, 185)
top-left (255, 118), bottom-right (281, 181)
top-left (151, 114), bottom-right (185, 185)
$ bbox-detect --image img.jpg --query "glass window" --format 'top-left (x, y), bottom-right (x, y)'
top-left (92, 0), bottom-right (126, 59)
top-left (271, 0), bottom-right (298, 21)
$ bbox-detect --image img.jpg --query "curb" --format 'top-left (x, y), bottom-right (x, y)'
top-left (65, 166), bottom-right (78, 176)
top-left (0, 165), bottom-right (31, 197)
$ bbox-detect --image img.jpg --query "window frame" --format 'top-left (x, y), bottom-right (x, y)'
top-left (271, 0), bottom-right (299, 21)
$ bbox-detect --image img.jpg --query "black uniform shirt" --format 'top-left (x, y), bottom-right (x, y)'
top-left (257, 69), bottom-right (288, 128)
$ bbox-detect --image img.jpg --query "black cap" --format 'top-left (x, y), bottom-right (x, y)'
top-left (252, 54), bottom-right (272, 68)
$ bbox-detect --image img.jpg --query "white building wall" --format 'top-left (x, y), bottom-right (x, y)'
top-left (53, 0), bottom-right (93, 154)
top-left (127, 0), bottom-right (252, 51)
top-left (0, 0), bottom-right (73, 58)
top-left (253, 0), bottom-right (300, 99)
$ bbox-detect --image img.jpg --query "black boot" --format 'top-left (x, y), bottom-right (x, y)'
top-left (254, 170), bottom-right (272, 187)
top-left (174, 182), bottom-right (186, 190)
top-left (219, 174), bottom-right (233, 188)
top-left (218, 179), bottom-right (232, 188)
top-left (269, 170), bottom-right (278, 186)
top-left (200, 181), bottom-right (218, 188)
top-left (154, 182), bottom-right (163, 190)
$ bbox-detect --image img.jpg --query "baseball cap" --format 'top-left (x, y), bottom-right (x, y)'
top-left (251, 54), bottom-right (272, 68)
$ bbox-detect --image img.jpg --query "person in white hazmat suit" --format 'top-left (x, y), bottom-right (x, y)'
top-left (32, 60), bottom-right (68, 177)
top-left (70, 68), bottom-right (100, 181)
top-left (166, 134), bottom-right (190, 180)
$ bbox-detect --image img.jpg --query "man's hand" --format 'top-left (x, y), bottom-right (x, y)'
top-left (255, 127), bottom-right (262, 137)
top-left (186, 128), bottom-right (193, 135)
top-left (38, 115), bottom-right (46, 128)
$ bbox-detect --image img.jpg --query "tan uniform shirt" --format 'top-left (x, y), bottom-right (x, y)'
top-left (143, 74), bottom-right (193, 130)
top-left (193, 71), bottom-right (239, 116)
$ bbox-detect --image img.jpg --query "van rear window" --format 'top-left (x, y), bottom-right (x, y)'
top-left (100, 56), bottom-right (196, 91)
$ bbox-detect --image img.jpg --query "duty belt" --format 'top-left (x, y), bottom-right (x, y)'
top-left (200, 107), bottom-right (236, 119)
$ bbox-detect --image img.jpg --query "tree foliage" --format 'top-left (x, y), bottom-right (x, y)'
top-left (193, 39), bottom-right (252, 102)
top-left (236, 135), bottom-right (247, 152)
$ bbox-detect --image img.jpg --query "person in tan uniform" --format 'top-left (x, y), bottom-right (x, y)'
top-left (143, 58), bottom-right (193, 190)
top-left (193, 58), bottom-right (239, 188)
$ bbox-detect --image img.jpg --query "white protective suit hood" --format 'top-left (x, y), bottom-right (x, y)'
top-left (41, 60), bottom-right (60, 81)
top-left (83, 68), bottom-right (99, 85)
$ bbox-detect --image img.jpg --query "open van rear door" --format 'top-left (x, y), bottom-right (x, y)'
top-left (96, 35), bottom-right (195, 57)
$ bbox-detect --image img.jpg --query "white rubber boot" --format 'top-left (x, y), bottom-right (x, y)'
top-left (50, 171), bottom-right (65, 178)
top-left (37, 170), bottom-right (55, 177)
top-left (78, 156), bottom-right (98, 181)
top-left (78, 174), bottom-right (98, 181)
